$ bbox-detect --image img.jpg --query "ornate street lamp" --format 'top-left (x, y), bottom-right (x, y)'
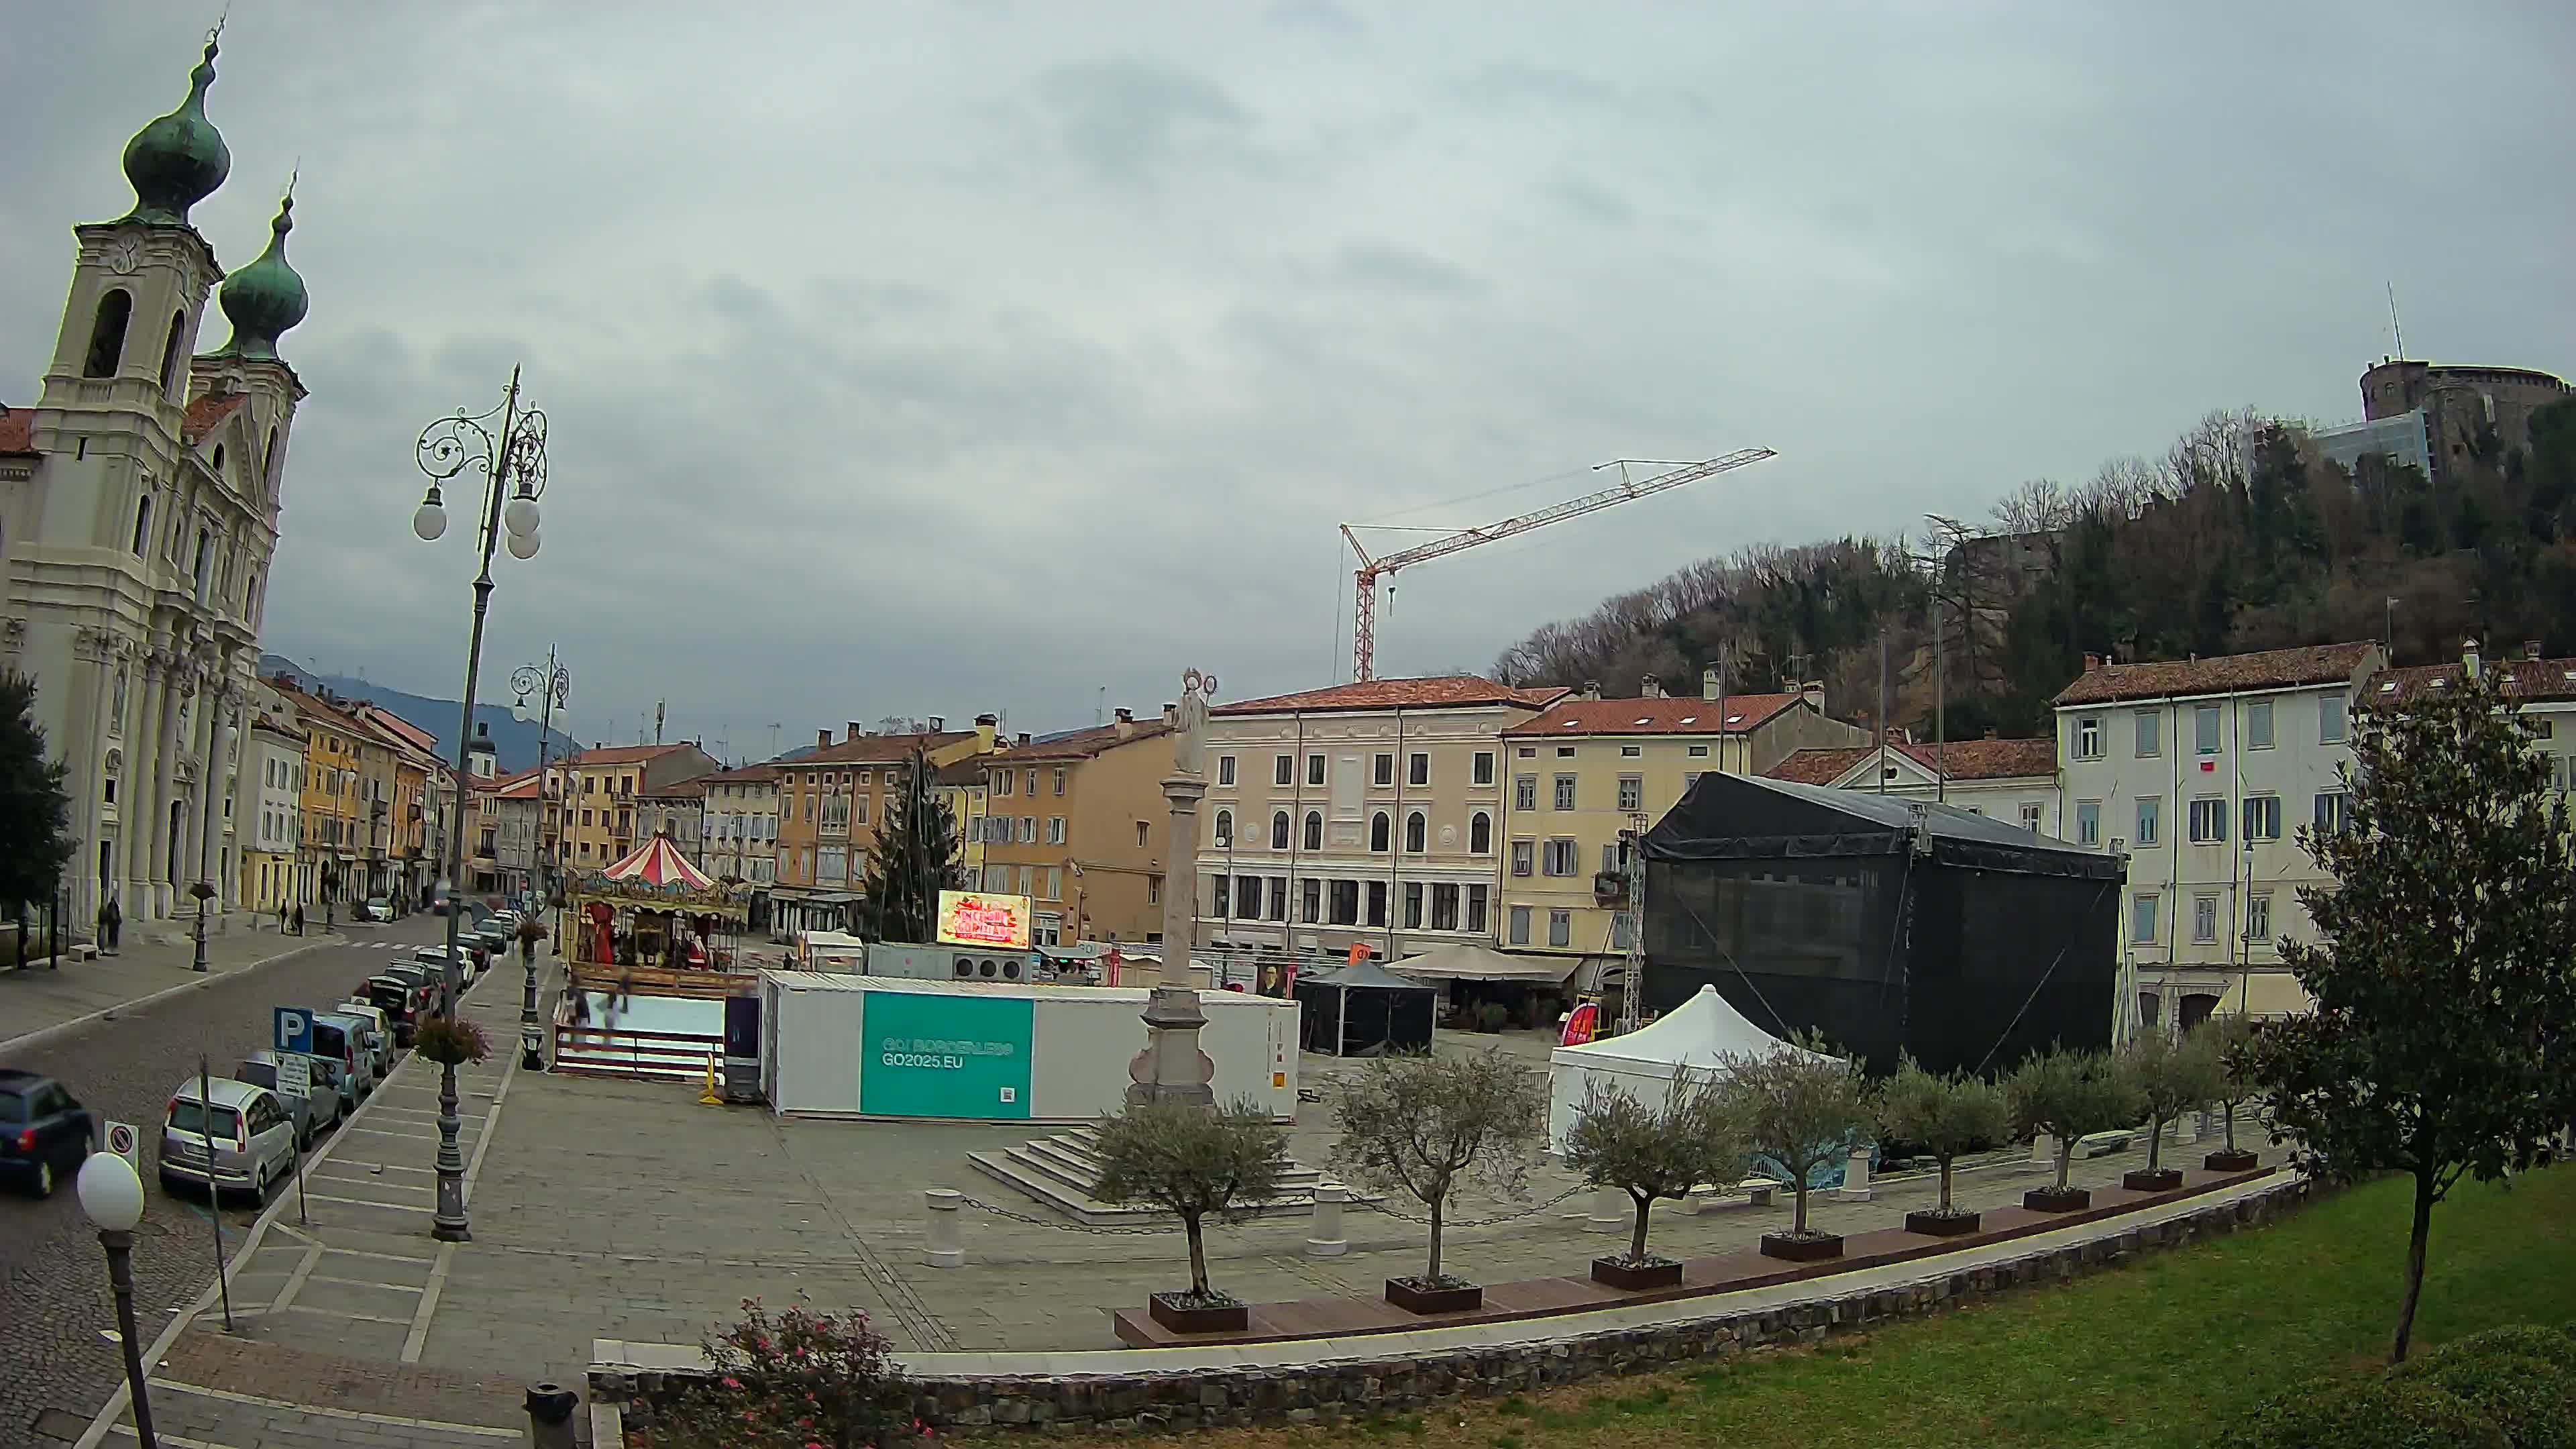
top-left (512, 652), bottom-right (570, 1072)
top-left (78, 1152), bottom-right (158, 1448)
top-left (188, 879), bottom-right (215, 972)
top-left (411, 366), bottom-right (549, 1242)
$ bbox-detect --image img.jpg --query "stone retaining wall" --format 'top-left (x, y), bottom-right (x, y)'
top-left (594, 1177), bottom-right (2312, 1439)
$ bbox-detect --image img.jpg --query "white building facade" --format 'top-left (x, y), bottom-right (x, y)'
top-left (1194, 676), bottom-right (1564, 964)
top-left (702, 764), bottom-right (781, 888)
top-left (2053, 643), bottom-right (2383, 1032)
top-left (0, 36), bottom-right (309, 934)
top-left (1766, 736), bottom-right (2063, 837)
top-left (240, 686), bottom-right (302, 916)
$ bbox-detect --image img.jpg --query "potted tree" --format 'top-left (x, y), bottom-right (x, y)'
top-left (1563, 1070), bottom-right (1745, 1289)
top-left (1331, 1050), bottom-right (1546, 1314)
top-left (1721, 1033), bottom-right (1866, 1262)
top-left (1090, 1099), bottom-right (1289, 1334)
top-left (2006, 1046), bottom-right (2143, 1212)
top-left (2199, 1015), bottom-right (2263, 1171)
top-left (2121, 1028), bottom-right (2223, 1191)
top-left (1871, 1056), bottom-right (2010, 1236)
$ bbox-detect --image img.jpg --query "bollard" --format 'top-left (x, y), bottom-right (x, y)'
top-left (1305, 1182), bottom-right (1349, 1257)
top-left (525, 1381), bottom-right (578, 1449)
top-left (1835, 1144), bottom-right (1873, 1201)
top-left (922, 1187), bottom-right (964, 1269)
top-left (2031, 1132), bottom-right (2057, 1167)
top-left (1585, 1185), bottom-right (1625, 1232)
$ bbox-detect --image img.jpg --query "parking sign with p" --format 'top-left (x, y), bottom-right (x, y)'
top-left (273, 1006), bottom-right (312, 1056)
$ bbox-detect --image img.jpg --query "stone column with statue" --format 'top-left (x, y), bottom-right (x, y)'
top-left (1126, 668), bottom-right (1219, 1111)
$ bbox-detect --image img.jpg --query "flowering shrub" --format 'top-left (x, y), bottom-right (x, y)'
top-left (651, 1298), bottom-right (916, 1448)
top-left (411, 1016), bottom-right (491, 1067)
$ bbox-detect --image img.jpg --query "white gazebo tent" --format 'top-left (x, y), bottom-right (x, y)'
top-left (1546, 984), bottom-right (1841, 1151)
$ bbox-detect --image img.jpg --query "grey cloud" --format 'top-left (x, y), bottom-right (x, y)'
top-left (1027, 58), bottom-right (1252, 186)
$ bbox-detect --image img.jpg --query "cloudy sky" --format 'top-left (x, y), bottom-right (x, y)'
top-left (6, 3), bottom-right (2570, 758)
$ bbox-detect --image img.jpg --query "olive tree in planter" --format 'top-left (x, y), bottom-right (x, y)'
top-left (2198, 1014), bottom-right (2263, 1171)
top-left (2006, 1046), bottom-right (2143, 1212)
top-left (1331, 1049), bottom-right (1546, 1314)
top-left (1720, 1033), bottom-right (1866, 1262)
top-left (1870, 1057), bottom-right (2010, 1236)
top-left (2121, 1027), bottom-right (2224, 1191)
top-left (1562, 1070), bottom-right (1746, 1289)
top-left (1091, 1098), bottom-right (1289, 1334)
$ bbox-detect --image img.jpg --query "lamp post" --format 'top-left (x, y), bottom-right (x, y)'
top-left (189, 879), bottom-right (213, 972)
top-left (512, 657), bottom-right (568, 1072)
top-left (1126, 669), bottom-right (1217, 1110)
top-left (412, 366), bottom-right (550, 1242)
top-left (78, 1152), bottom-right (158, 1449)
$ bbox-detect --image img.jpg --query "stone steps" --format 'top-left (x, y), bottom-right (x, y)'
top-left (965, 1128), bottom-right (1366, 1227)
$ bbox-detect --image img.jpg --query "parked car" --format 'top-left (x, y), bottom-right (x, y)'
top-left (0, 1069), bottom-right (95, 1198)
top-left (333, 1001), bottom-right (398, 1073)
top-left (313, 1012), bottom-right (380, 1099)
top-left (298, 1014), bottom-right (368, 1112)
top-left (158, 1077), bottom-right (297, 1205)
top-left (234, 1052), bottom-right (335, 1148)
top-left (414, 945), bottom-right (476, 985)
top-left (380, 962), bottom-right (450, 1016)
top-left (361, 975), bottom-right (427, 1044)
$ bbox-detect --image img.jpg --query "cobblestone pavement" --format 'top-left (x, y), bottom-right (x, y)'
top-left (0, 918), bottom-right (441, 1446)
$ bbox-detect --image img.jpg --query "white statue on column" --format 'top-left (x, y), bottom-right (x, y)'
top-left (1171, 667), bottom-right (1216, 777)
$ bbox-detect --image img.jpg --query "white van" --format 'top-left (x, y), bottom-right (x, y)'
top-left (792, 930), bottom-right (869, 973)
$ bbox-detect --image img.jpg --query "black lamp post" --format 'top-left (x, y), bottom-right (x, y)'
top-left (510, 655), bottom-right (570, 1072)
top-left (78, 1150), bottom-right (158, 1448)
top-left (412, 367), bottom-right (549, 1243)
top-left (189, 879), bottom-right (214, 972)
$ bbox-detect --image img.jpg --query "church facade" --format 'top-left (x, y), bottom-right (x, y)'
top-left (0, 32), bottom-right (311, 936)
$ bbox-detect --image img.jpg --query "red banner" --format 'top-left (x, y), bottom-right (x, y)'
top-left (1560, 1002), bottom-right (1600, 1046)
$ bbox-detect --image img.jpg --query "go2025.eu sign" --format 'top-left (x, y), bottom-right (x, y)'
top-left (859, 991), bottom-right (1034, 1120)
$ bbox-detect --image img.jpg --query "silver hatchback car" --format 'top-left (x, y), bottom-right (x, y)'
top-left (158, 1077), bottom-right (297, 1204)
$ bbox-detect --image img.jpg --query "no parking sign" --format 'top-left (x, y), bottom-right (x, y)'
top-left (103, 1120), bottom-right (140, 1170)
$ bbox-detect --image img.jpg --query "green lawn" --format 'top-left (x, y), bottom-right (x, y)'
top-left (1177, 1167), bottom-right (2576, 1449)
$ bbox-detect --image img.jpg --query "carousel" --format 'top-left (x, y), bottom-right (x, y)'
top-left (564, 830), bottom-right (755, 972)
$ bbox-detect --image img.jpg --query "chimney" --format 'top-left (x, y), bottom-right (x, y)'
top-left (1984, 727), bottom-right (1998, 740)
top-left (1578, 680), bottom-right (1602, 702)
top-left (974, 713), bottom-right (998, 751)
top-left (1016, 733), bottom-right (1031, 747)
top-left (2083, 653), bottom-right (2101, 673)
top-left (1162, 701), bottom-right (1179, 728)
top-left (1801, 680), bottom-right (1825, 712)
top-left (817, 728), bottom-right (832, 750)
top-left (1701, 666), bottom-right (1721, 701)
top-left (2463, 637), bottom-right (2481, 680)
top-left (1640, 674), bottom-right (1663, 698)
top-left (847, 720), bottom-right (864, 740)
top-left (2526, 640), bottom-right (2543, 661)
top-left (1114, 708), bottom-right (1135, 739)
top-left (928, 715), bottom-right (945, 732)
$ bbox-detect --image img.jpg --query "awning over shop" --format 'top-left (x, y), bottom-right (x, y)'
top-left (1387, 942), bottom-right (1580, 984)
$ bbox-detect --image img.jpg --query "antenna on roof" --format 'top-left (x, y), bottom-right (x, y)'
top-left (2386, 282), bottom-right (2405, 360)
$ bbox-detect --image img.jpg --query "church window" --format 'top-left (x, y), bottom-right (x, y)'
top-left (130, 496), bottom-right (153, 555)
top-left (194, 527), bottom-right (212, 582)
top-left (212, 443), bottom-right (225, 472)
top-left (158, 311), bottom-right (186, 393)
top-left (84, 289), bottom-right (132, 377)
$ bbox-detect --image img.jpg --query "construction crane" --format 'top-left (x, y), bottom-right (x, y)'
top-left (1340, 448), bottom-right (1777, 681)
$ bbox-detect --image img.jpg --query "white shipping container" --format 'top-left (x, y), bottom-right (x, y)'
top-left (759, 971), bottom-right (1297, 1122)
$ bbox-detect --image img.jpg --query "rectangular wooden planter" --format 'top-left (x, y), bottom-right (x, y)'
top-left (1590, 1255), bottom-right (1684, 1291)
top-left (1904, 1209), bottom-right (1981, 1237)
top-left (1147, 1293), bottom-right (1248, 1335)
top-left (2024, 1185), bottom-right (2092, 1213)
top-left (1758, 1232), bottom-right (1844, 1263)
top-left (2123, 1167), bottom-right (2184, 1193)
top-left (1384, 1277), bottom-right (1483, 1315)
top-left (2204, 1148), bottom-right (2260, 1172)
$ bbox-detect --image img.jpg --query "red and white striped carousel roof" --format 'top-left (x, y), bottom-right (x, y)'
top-left (596, 834), bottom-right (714, 891)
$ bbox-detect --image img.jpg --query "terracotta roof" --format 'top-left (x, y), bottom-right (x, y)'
top-left (352, 704), bottom-right (440, 757)
top-left (2051, 643), bottom-right (2379, 707)
top-left (2371, 655), bottom-right (2576, 706)
top-left (1766, 737), bottom-right (2057, 786)
top-left (489, 769), bottom-right (543, 800)
top-left (988, 718), bottom-right (1173, 762)
top-left (1502, 694), bottom-right (1803, 737)
top-left (564, 743), bottom-right (696, 767)
top-left (1214, 676), bottom-right (1566, 716)
top-left (697, 763), bottom-right (783, 784)
top-left (934, 760), bottom-right (988, 787)
top-left (778, 731), bottom-right (973, 767)
top-left (0, 407), bottom-right (34, 456)
top-left (638, 777), bottom-right (708, 799)
top-left (181, 392), bottom-right (246, 444)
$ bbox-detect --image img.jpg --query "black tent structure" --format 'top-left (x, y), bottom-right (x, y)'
top-left (1641, 772), bottom-right (2123, 1077)
top-left (1294, 959), bottom-right (1438, 1057)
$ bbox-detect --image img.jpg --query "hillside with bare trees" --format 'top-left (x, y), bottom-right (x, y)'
top-left (1492, 398), bottom-right (2576, 739)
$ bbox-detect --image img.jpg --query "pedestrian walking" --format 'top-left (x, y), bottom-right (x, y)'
top-left (102, 895), bottom-right (121, 953)
top-left (291, 903), bottom-right (305, 936)
top-left (278, 900), bottom-right (288, 933)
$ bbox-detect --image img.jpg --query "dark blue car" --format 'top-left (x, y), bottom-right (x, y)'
top-left (0, 1069), bottom-right (97, 1198)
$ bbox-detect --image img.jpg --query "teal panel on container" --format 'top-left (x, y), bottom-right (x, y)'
top-left (859, 991), bottom-right (1035, 1119)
